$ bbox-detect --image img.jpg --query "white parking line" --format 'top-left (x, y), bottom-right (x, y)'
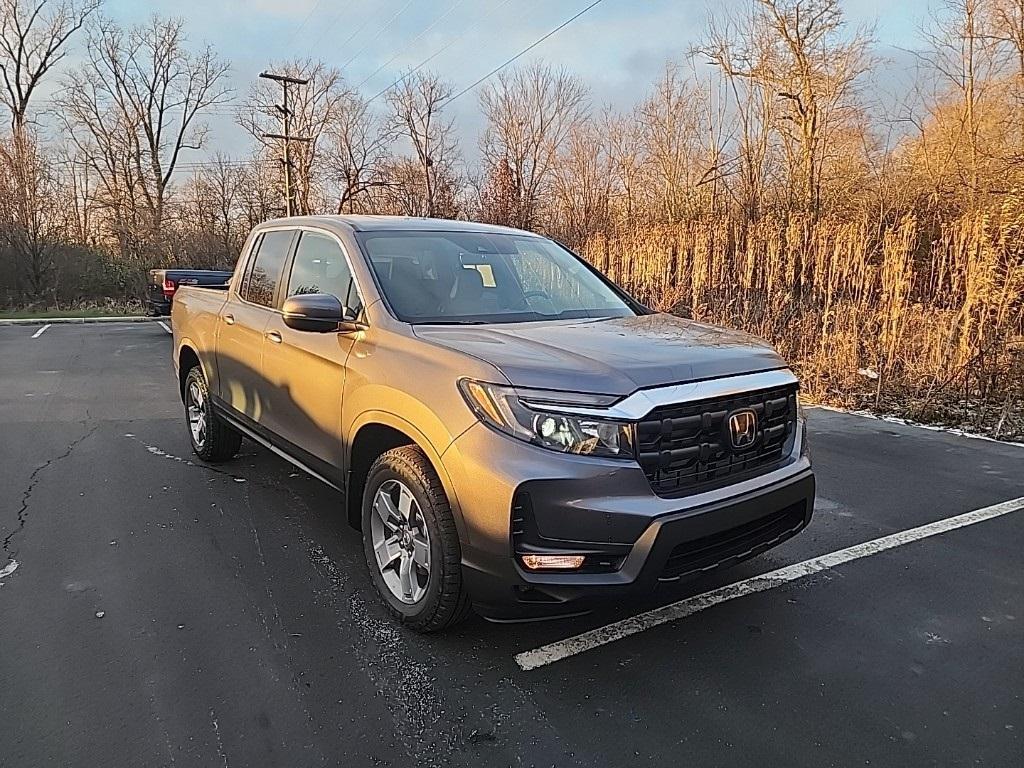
top-left (514, 496), bottom-right (1024, 671)
top-left (31, 324), bottom-right (51, 339)
top-left (158, 321), bottom-right (172, 334)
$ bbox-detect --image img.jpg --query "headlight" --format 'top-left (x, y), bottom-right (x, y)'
top-left (458, 379), bottom-right (633, 458)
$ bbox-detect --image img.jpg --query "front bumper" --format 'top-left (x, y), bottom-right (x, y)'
top-left (440, 421), bottom-right (814, 619)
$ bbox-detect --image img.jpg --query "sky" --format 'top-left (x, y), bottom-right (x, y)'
top-left (59, 0), bottom-right (934, 163)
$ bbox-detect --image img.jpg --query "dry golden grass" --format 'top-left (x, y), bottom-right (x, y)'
top-left (581, 199), bottom-right (1024, 439)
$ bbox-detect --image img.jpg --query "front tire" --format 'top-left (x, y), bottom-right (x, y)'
top-left (361, 445), bottom-right (471, 632)
top-left (183, 366), bottom-right (242, 463)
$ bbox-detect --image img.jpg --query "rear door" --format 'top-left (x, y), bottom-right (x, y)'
top-left (261, 229), bottom-right (362, 477)
top-left (215, 229), bottom-right (296, 423)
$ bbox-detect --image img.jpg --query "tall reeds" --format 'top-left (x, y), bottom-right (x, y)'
top-left (582, 201), bottom-right (1024, 435)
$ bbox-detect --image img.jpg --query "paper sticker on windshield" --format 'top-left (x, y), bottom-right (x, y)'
top-left (463, 264), bottom-right (496, 287)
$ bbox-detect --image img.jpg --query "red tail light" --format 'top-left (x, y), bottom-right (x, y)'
top-left (162, 278), bottom-right (176, 297)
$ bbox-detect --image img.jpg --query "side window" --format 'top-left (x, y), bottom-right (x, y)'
top-left (242, 230), bottom-right (293, 307)
top-left (286, 232), bottom-right (361, 312)
top-left (237, 233), bottom-right (263, 299)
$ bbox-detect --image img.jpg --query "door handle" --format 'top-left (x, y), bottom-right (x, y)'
top-left (223, 313), bottom-right (235, 325)
top-left (266, 330), bottom-right (283, 344)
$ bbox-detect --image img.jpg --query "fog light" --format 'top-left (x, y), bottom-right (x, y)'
top-left (520, 554), bottom-right (586, 570)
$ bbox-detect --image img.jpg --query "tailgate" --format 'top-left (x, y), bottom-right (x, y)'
top-left (147, 270), bottom-right (168, 300)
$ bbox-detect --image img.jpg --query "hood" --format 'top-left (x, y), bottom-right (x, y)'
top-left (413, 313), bottom-right (786, 396)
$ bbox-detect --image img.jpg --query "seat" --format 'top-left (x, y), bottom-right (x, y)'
top-left (385, 259), bottom-right (434, 317)
top-left (446, 267), bottom-right (487, 316)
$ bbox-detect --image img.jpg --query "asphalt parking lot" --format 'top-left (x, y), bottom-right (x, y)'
top-left (1, 321), bottom-right (1022, 768)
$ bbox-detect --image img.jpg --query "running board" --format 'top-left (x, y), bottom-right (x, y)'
top-left (216, 407), bottom-right (344, 493)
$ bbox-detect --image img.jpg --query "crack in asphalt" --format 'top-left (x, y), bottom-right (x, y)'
top-left (126, 434), bottom-right (574, 766)
top-left (2, 418), bottom-right (99, 565)
top-left (122, 435), bottom-right (248, 483)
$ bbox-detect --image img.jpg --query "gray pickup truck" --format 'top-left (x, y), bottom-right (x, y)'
top-left (171, 215), bottom-right (814, 631)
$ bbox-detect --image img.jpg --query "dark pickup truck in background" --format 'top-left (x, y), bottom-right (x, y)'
top-left (146, 268), bottom-right (232, 316)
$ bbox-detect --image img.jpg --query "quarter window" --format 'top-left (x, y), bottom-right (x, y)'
top-left (242, 230), bottom-right (293, 307)
top-left (286, 232), bottom-right (361, 312)
top-left (237, 233), bottom-right (263, 299)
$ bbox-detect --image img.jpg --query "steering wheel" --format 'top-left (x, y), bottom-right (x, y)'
top-left (523, 290), bottom-right (550, 301)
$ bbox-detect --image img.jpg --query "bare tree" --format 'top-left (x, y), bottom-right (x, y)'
top-left (363, 156), bottom-right (455, 217)
top-left (633, 62), bottom-right (716, 222)
top-left (550, 120), bottom-right (615, 245)
top-left (237, 154), bottom-right (279, 230)
top-left (478, 157), bottom-right (519, 226)
top-left (60, 16), bottom-right (230, 253)
top-left (603, 107), bottom-right (644, 222)
top-left (324, 92), bottom-right (393, 213)
top-left (196, 154), bottom-right (244, 258)
top-left (171, 156), bottom-right (247, 268)
top-left (993, 0), bottom-right (1024, 81)
top-left (0, 130), bottom-right (67, 298)
top-left (478, 63), bottom-right (587, 229)
top-left (922, 0), bottom-right (1009, 201)
top-left (700, 0), bottom-right (872, 215)
top-left (0, 0), bottom-right (98, 299)
top-left (698, 3), bottom-right (779, 219)
top-left (990, 0), bottom-right (1024, 158)
top-left (386, 71), bottom-right (459, 217)
top-left (907, 0), bottom-right (1017, 207)
top-left (0, 0), bottom-right (100, 132)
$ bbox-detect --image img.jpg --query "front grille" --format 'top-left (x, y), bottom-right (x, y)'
top-left (635, 383), bottom-right (798, 498)
top-left (659, 501), bottom-right (807, 581)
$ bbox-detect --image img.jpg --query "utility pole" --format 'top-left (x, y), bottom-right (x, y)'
top-left (259, 71), bottom-right (312, 217)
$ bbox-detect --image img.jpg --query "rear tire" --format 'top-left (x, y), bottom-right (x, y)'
top-left (361, 445), bottom-right (471, 632)
top-left (184, 365), bottom-right (241, 463)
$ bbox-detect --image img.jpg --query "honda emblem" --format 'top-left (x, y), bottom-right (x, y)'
top-left (727, 408), bottom-right (758, 450)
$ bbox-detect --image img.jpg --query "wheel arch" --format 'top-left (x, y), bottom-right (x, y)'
top-left (346, 411), bottom-right (466, 540)
top-left (177, 342), bottom-right (203, 404)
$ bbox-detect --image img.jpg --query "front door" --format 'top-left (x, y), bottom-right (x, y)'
top-left (261, 229), bottom-right (362, 476)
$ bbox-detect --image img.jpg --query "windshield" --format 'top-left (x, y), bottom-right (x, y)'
top-left (356, 230), bottom-right (638, 324)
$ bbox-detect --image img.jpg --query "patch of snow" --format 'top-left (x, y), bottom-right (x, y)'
top-left (809, 405), bottom-right (1024, 448)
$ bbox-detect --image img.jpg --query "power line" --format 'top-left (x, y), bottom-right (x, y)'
top-left (178, 160), bottom-right (253, 169)
top-left (33, 99), bottom-right (243, 116)
top-left (304, 1), bottom-right (377, 59)
top-left (339, 0), bottom-right (417, 71)
top-left (445, 0), bottom-right (608, 104)
top-left (367, 35), bottom-right (460, 102)
top-left (355, 0), bottom-right (466, 90)
top-left (367, 0), bottom-right (517, 103)
top-left (285, 0), bottom-right (332, 50)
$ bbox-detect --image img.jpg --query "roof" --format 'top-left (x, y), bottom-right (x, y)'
top-left (258, 214), bottom-right (537, 237)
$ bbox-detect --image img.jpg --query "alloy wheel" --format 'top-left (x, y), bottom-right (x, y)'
top-left (187, 379), bottom-right (207, 450)
top-left (370, 479), bottom-right (431, 604)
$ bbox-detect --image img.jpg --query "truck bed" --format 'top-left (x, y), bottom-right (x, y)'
top-left (147, 269), bottom-right (233, 316)
top-left (170, 284), bottom-right (232, 383)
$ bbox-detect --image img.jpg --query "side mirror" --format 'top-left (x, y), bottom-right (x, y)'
top-left (282, 293), bottom-right (355, 333)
